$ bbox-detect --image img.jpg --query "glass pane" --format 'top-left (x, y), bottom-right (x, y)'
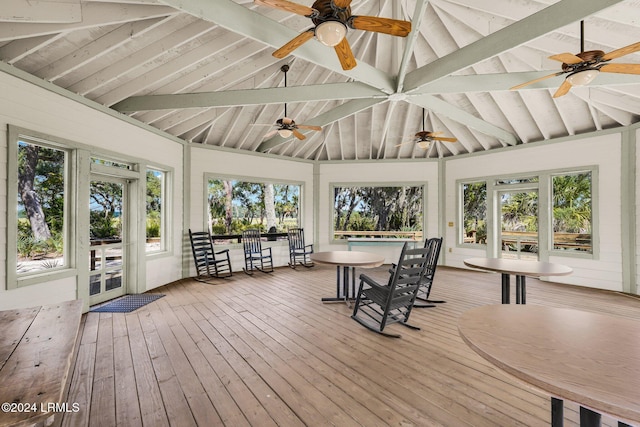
top-left (332, 186), bottom-right (424, 240)
top-left (146, 169), bottom-right (163, 252)
top-left (90, 274), bottom-right (101, 296)
top-left (105, 270), bottom-right (122, 291)
top-left (89, 248), bottom-right (102, 271)
top-left (462, 182), bottom-right (486, 244)
top-left (16, 141), bottom-right (66, 274)
top-left (207, 179), bottom-right (301, 242)
top-left (91, 157), bottom-right (131, 170)
top-left (552, 172), bottom-right (592, 253)
top-left (501, 191), bottom-right (538, 260)
top-left (495, 177), bottom-right (539, 185)
top-left (106, 246), bottom-right (123, 268)
top-left (90, 181), bottom-right (123, 241)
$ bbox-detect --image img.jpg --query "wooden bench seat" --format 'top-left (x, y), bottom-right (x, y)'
top-left (0, 300), bottom-right (83, 427)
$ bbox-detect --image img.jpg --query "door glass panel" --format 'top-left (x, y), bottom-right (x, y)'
top-left (500, 191), bottom-right (538, 260)
top-left (89, 179), bottom-right (125, 303)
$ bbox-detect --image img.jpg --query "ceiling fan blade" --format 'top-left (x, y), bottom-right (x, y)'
top-left (273, 29), bottom-right (314, 58)
top-left (510, 72), bottom-right (563, 90)
top-left (349, 16), bottom-right (411, 37)
top-left (334, 38), bottom-right (357, 70)
top-left (264, 129), bottom-right (278, 139)
top-left (599, 63), bottom-right (640, 75)
top-left (602, 41), bottom-right (640, 61)
top-left (332, 0), bottom-right (352, 8)
top-left (433, 137), bottom-right (457, 142)
top-left (297, 124), bottom-right (322, 131)
top-left (292, 129), bottom-right (306, 140)
top-left (254, 0), bottom-right (316, 16)
top-left (425, 131), bottom-right (443, 136)
top-left (552, 79), bottom-right (573, 98)
top-left (549, 53), bottom-right (584, 64)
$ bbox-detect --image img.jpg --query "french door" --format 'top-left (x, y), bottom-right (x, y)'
top-left (89, 175), bottom-right (128, 305)
top-left (499, 190), bottom-right (539, 260)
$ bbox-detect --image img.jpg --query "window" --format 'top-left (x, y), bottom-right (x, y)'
top-left (207, 178), bottom-right (301, 239)
top-left (146, 168), bottom-right (166, 253)
top-left (15, 139), bottom-right (68, 275)
top-left (552, 171), bottom-right (592, 253)
top-left (332, 185), bottom-right (424, 240)
top-left (461, 181), bottom-right (487, 245)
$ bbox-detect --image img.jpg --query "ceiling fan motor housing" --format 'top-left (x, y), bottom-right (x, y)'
top-left (561, 50), bottom-right (606, 72)
top-left (311, 0), bottom-right (351, 26)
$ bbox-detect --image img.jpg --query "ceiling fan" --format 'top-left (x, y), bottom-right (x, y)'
top-left (254, 0), bottom-right (412, 70)
top-left (395, 108), bottom-right (457, 150)
top-left (511, 21), bottom-right (640, 98)
top-left (263, 65), bottom-right (322, 141)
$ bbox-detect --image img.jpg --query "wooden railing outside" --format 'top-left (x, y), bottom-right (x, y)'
top-left (334, 230), bottom-right (423, 240)
top-left (500, 231), bottom-right (591, 253)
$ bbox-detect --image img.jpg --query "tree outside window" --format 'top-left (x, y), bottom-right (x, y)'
top-left (146, 169), bottom-right (165, 252)
top-left (332, 185), bottom-right (423, 240)
top-left (462, 182), bottom-right (487, 244)
top-left (16, 141), bottom-right (66, 273)
top-left (552, 172), bottom-right (592, 252)
top-left (207, 179), bottom-right (300, 238)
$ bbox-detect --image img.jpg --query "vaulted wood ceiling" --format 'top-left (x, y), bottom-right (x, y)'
top-left (2, 0), bottom-right (640, 160)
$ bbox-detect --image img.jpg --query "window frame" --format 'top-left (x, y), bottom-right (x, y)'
top-left (458, 180), bottom-right (488, 247)
top-left (145, 166), bottom-right (172, 256)
top-left (456, 166), bottom-right (598, 260)
top-left (7, 127), bottom-right (78, 289)
top-left (549, 169), bottom-right (596, 257)
top-left (329, 181), bottom-right (427, 244)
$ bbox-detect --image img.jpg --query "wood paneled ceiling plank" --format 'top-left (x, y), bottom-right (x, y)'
top-left (63, 14), bottom-right (209, 94)
top-left (96, 30), bottom-right (249, 105)
top-left (396, 0), bottom-right (430, 93)
top-left (0, 2), bottom-right (178, 41)
top-left (0, 34), bottom-right (63, 63)
top-left (1, 0), bottom-right (82, 24)
top-left (34, 17), bottom-right (170, 82)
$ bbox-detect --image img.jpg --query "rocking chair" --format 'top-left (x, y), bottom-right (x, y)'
top-left (414, 237), bottom-right (444, 308)
top-left (188, 229), bottom-right (232, 281)
top-left (287, 227), bottom-right (314, 268)
top-left (351, 242), bottom-right (432, 338)
top-left (242, 229), bottom-right (274, 275)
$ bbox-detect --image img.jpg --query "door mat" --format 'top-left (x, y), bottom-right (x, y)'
top-left (90, 294), bottom-right (165, 313)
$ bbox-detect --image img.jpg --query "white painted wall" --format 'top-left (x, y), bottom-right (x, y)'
top-left (446, 133), bottom-right (623, 291)
top-left (316, 161), bottom-right (440, 263)
top-left (188, 145), bottom-right (315, 273)
top-left (0, 69), bottom-right (637, 312)
top-left (0, 71), bottom-right (184, 310)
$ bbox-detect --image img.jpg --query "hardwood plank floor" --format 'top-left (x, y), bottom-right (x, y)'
top-left (62, 265), bottom-right (640, 427)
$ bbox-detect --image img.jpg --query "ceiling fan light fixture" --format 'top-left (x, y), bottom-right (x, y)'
top-left (566, 69), bottom-right (599, 86)
top-left (278, 128), bottom-right (293, 138)
top-left (315, 20), bottom-right (347, 47)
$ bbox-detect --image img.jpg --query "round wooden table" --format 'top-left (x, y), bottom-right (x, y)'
top-left (463, 257), bottom-right (573, 304)
top-left (458, 305), bottom-right (640, 426)
top-left (310, 251), bottom-right (385, 304)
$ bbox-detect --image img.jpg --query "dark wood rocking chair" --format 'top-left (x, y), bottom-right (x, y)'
top-left (188, 229), bottom-right (232, 281)
top-left (351, 242), bottom-right (432, 338)
top-left (287, 227), bottom-right (314, 268)
top-left (242, 229), bottom-right (274, 275)
top-left (414, 237), bottom-right (444, 308)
